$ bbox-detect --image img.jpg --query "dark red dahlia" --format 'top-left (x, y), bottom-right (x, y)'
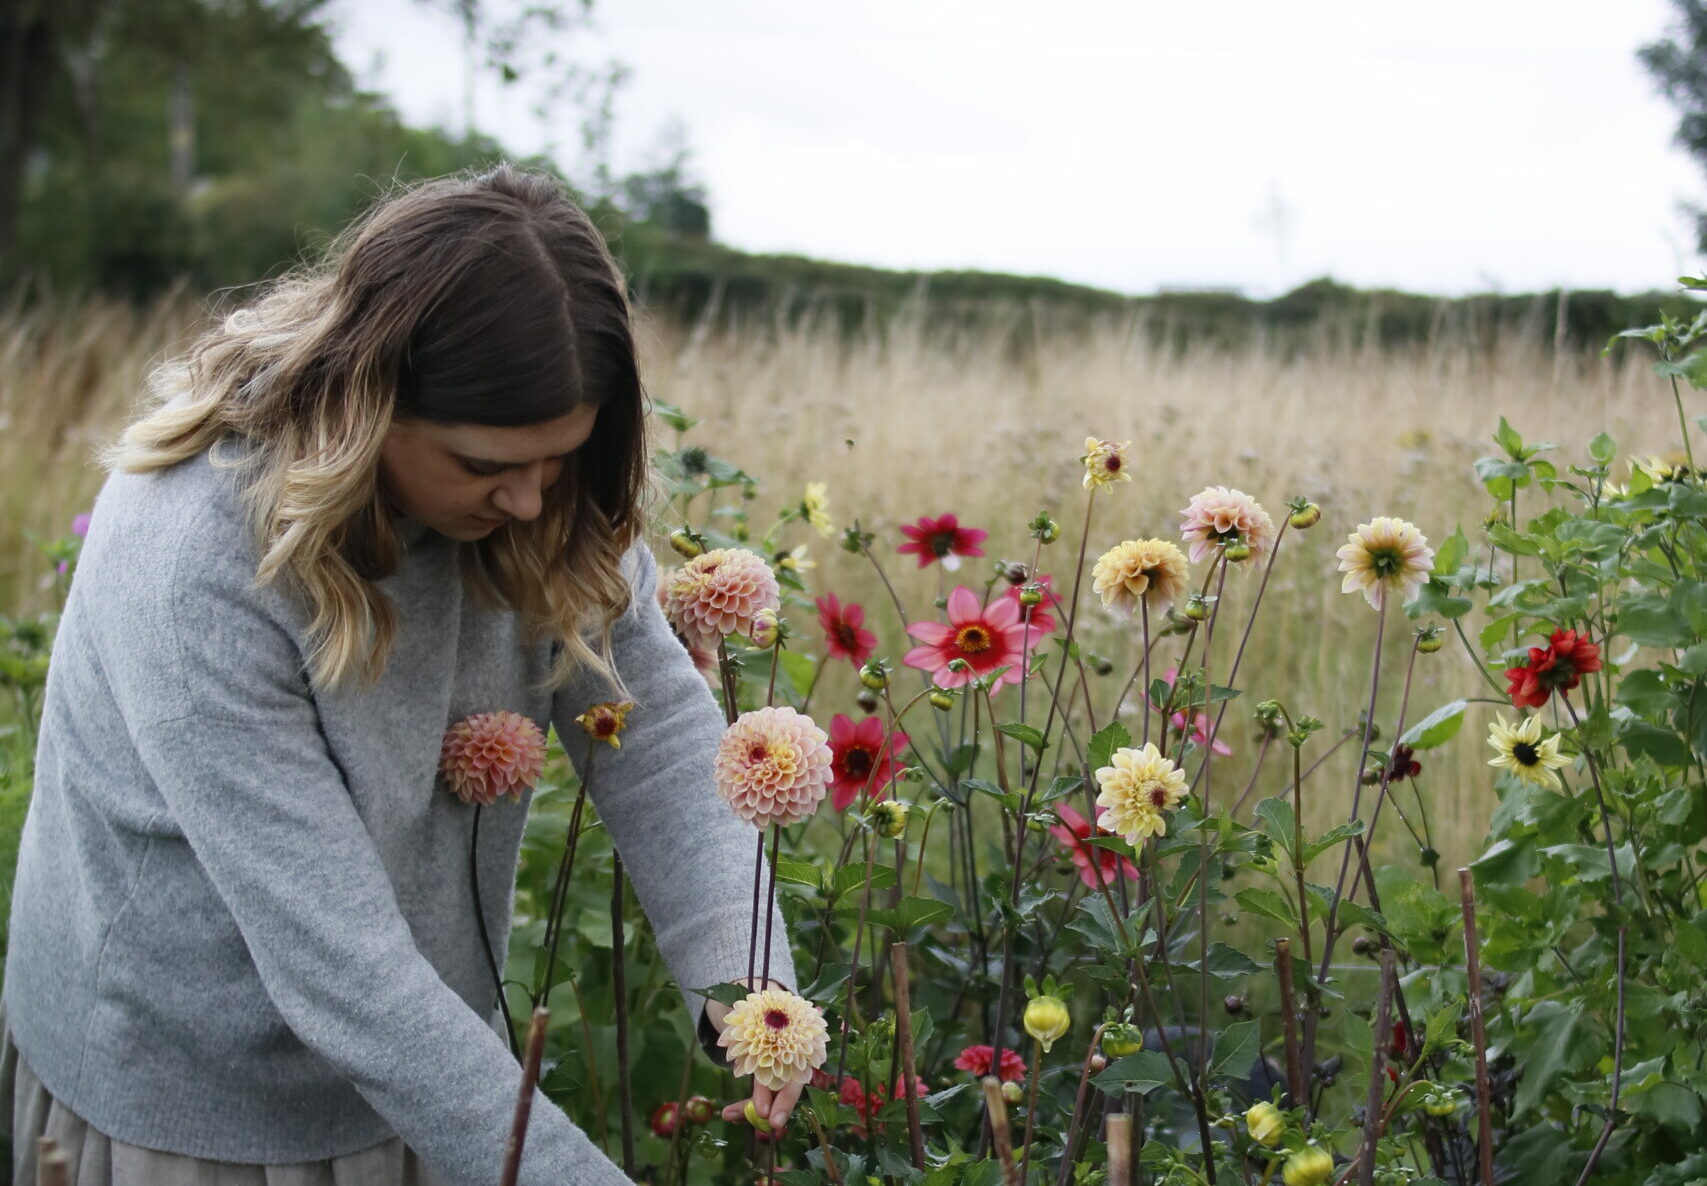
top-left (1505, 628), bottom-right (1602, 709)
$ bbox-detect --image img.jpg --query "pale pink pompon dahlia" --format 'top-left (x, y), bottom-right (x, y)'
top-left (1178, 486), bottom-right (1276, 565)
top-left (440, 710), bottom-right (547, 807)
top-left (713, 706), bottom-right (834, 829)
top-left (1336, 517), bottom-right (1434, 610)
top-left (663, 548), bottom-right (781, 650)
top-left (716, 986), bottom-right (830, 1091)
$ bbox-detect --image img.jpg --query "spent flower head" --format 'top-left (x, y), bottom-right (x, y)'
top-left (574, 700), bottom-right (635, 750)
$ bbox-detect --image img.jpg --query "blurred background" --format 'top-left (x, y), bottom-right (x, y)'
top-left (4, 0), bottom-right (1707, 869)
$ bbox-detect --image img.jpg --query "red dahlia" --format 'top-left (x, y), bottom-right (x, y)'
top-left (827, 713), bottom-right (911, 812)
top-left (897, 513), bottom-right (988, 571)
top-left (954, 1043), bottom-right (1027, 1082)
top-left (1504, 628), bottom-right (1602, 709)
top-left (816, 593), bottom-right (878, 667)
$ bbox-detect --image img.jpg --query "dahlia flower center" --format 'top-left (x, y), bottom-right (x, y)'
top-left (834, 623), bottom-right (860, 648)
top-left (764, 1009), bottom-right (790, 1030)
top-left (748, 743), bottom-right (770, 763)
top-left (928, 530), bottom-right (958, 557)
top-left (1513, 742), bottom-right (1540, 766)
top-left (1147, 785), bottom-right (1169, 808)
top-left (843, 748), bottom-right (874, 779)
top-left (1104, 456), bottom-right (1122, 473)
top-left (1369, 547), bottom-right (1405, 576)
top-left (956, 625), bottom-right (993, 654)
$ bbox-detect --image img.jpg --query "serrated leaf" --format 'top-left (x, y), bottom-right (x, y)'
top-left (1407, 578), bottom-right (1472, 621)
top-left (1210, 1020), bottom-right (1259, 1079)
top-left (1087, 721), bottom-right (1132, 773)
top-left (1253, 797), bottom-right (1298, 863)
top-left (1090, 1049), bottom-right (1174, 1096)
top-left (1234, 887), bottom-right (1299, 928)
top-left (996, 721), bottom-right (1048, 753)
top-left (829, 862), bottom-right (897, 900)
top-left (1302, 819), bottom-right (1366, 865)
top-left (774, 858), bottom-right (824, 890)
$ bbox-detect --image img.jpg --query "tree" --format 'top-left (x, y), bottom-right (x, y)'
top-left (1640, 0), bottom-right (1707, 250)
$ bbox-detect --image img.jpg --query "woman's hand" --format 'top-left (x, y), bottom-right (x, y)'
top-left (705, 976), bottom-right (805, 1132)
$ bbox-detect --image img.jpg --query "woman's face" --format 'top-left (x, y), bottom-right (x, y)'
top-left (379, 404), bottom-right (599, 541)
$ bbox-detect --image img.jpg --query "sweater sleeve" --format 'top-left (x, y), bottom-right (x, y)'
top-left (120, 530), bottom-right (637, 1186)
top-left (549, 542), bottom-right (797, 1034)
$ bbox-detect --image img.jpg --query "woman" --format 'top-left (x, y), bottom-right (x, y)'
top-left (1, 165), bottom-right (797, 1185)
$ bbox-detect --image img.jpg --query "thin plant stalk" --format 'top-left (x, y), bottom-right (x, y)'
top-left (762, 827), bottom-right (782, 987)
top-left (611, 854), bottom-right (635, 1177)
top-left (1020, 1036), bottom-right (1043, 1184)
top-left (1356, 949), bottom-right (1397, 1186)
top-left (834, 826), bottom-right (878, 1081)
top-left (471, 804), bottom-right (521, 1061)
top-left (499, 1006), bottom-right (551, 1186)
top-left (1056, 1022), bottom-right (1109, 1186)
top-left (1275, 938), bottom-right (1306, 1108)
top-left (1575, 926), bottom-right (1628, 1186)
top-left (540, 750), bottom-right (595, 1011)
top-left (1459, 868), bottom-right (1494, 1186)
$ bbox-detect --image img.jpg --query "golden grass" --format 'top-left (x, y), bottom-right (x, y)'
top-left (0, 293), bottom-right (1682, 872)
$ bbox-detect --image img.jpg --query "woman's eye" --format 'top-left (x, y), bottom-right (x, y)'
top-left (460, 459), bottom-right (506, 478)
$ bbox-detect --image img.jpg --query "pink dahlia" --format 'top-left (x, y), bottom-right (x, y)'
top-left (902, 585), bottom-right (1031, 689)
top-left (1049, 803), bottom-right (1139, 890)
top-left (817, 593), bottom-right (878, 667)
top-left (664, 548), bottom-right (780, 649)
top-left (954, 1044), bottom-right (1027, 1083)
top-left (828, 713), bottom-right (911, 812)
top-left (1178, 486), bottom-right (1276, 566)
top-left (1171, 709), bottom-right (1232, 756)
top-left (440, 710), bottom-right (547, 807)
top-left (657, 579), bottom-right (718, 679)
top-left (897, 513), bottom-right (989, 571)
top-left (713, 706), bottom-right (834, 828)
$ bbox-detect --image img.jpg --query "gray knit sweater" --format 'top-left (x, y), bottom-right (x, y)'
top-left (3, 440), bottom-right (794, 1184)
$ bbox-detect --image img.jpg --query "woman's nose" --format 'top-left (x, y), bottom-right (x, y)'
top-left (491, 465), bottom-right (546, 521)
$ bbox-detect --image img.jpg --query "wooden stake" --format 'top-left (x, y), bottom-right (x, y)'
top-left (500, 1006), bottom-right (551, 1186)
top-left (1106, 1111), bottom-right (1132, 1186)
top-left (1275, 937), bottom-right (1306, 1108)
top-left (1358, 948), bottom-right (1396, 1186)
top-left (892, 942), bottom-right (927, 1170)
top-left (981, 1076), bottom-right (1022, 1186)
top-left (1460, 868), bottom-right (1494, 1186)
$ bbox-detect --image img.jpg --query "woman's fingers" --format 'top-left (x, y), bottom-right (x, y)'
top-left (717, 1079), bottom-right (804, 1132)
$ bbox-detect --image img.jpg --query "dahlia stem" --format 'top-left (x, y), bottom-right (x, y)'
top-left (471, 804), bottom-right (521, 1060)
top-left (835, 826), bottom-right (878, 1082)
top-left (1275, 938), bottom-right (1305, 1108)
top-left (747, 829), bottom-right (765, 985)
top-left (1356, 949), bottom-right (1397, 1186)
top-left (611, 855), bottom-right (635, 1177)
top-left (1196, 558), bottom-right (1229, 1091)
top-left (717, 639), bottom-right (740, 726)
top-left (1055, 1023), bottom-right (1108, 1186)
top-left (1344, 637), bottom-right (1423, 913)
top-left (499, 1006), bottom-right (550, 1186)
top-left (1140, 597), bottom-right (1153, 748)
top-left (762, 827), bottom-right (781, 988)
top-left (1020, 1036), bottom-right (1043, 1183)
top-left (540, 748), bottom-right (595, 1011)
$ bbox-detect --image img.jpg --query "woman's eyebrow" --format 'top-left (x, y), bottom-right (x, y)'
top-left (454, 449), bottom-right (574, 468)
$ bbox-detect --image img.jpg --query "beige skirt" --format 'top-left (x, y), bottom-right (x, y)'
top-left (1, 1020), bottom-right (445, 1186)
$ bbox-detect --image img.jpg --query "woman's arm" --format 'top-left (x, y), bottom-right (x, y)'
top-left (548, 541), bottom-right (799, 1044)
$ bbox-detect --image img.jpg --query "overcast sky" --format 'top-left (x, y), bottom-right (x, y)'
top-left (331, 0), bottom-right (1706, 297)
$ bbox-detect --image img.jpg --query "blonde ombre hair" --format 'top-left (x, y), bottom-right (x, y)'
top-left (102, 164), bottom-right (649, 694)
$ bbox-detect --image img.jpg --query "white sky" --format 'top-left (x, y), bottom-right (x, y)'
top-left (331, 0), bottom-right (1707, 297)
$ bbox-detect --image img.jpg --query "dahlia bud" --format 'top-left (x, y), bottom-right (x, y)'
top-left (1245, 1100), bottom-right (1284, 1147)
top-left (1184, 594), bottom-right (1211, 622)
top-left (1001, 1080), bottom-right (1024, 1103)
top-left (1287, 501), bottom-right (1322, 530)
top-left (575, 700), bottom-right (636, 750)
top-left (1023, 996), bottom-right (1071, 1053)
top-left (1223, 539), bottom-right (1253, 562)
top-left (1003, 562), bottom-right (1030, 586)
top-left (1089, 653), bottom-right (1115, 676)
top-left (1223, 994), bottom-right (1245, 1016)
top-left (929, 688), bottom-right (955, 712)
top-left (1415, 624), bottom-right (1444, 654)
top-left (1351, 935), bottom-right (1374, 956)
top-left (1029, 511), bottom-right (1061, 544)
top-left (946, 657), bottom-right (970, 673)
top-left (684, 1095), bottom-right (715, 1124)
top-left (651, 1101), bottom-right (680, 1138)
top-left (1018, 583), bottom-right (1044, 607)
top-left (1101, 1023), bottom-right (1143, 1058)
top-left (1422, 1090), bottom-right (1459, 1117)
top-left (859, 659), bottom-right (890, 690)
top-left (1419, 845), bottom-right (1440, 868)
top-left (668, 527), bottom-right (705, 559)
top-left (856, 688), bottom-right (880, 713)
top-left (742, 1100), bottom-right (772, 1133)
top-left (748, 608), bottom-right (781, 650)
top-left (871, 800), bottom-right (909, 839)
top-left (1088, 1053), bottom-right (1107, 1072)
top-left (1282, 1145), bottom-right (1334, 1186)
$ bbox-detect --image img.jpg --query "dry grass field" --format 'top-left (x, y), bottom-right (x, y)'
top-left (0, 292), bottom-right (1684, 871)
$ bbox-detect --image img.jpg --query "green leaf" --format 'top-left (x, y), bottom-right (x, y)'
top-left (1087, 721), bottom-right (1131, 774)
top-left (829, 863), bottom-right (897, 900)
top-left (1655, 350), bottom-right (1707, 389)
top-left (1234, 887), bottom-right (1299, 929)
top-left (697, 981), bottom-right (751, 1007)
top-left (1253, 797), bottom-right (1298, 864)
top-left (1614, 668), bottom-right (1679, 718)
top-left (1513, 1000), bottom-right (1588, 1117)
top-left (1407, 578), bottom-right (1472, 621)
top-left (1036, 775), bottom-right (1084, 806)
top-left (651, 398), bottom-right (701, 432)
top-left (1494, 416), bottom-right (1525, 458)
top-left (962, 778), bottom-right (1021, 813)
top-left (1210, 1020), bottom-right (1259, 1079)
top-left (1617, 595), bottom-right (1692, 648)
top-left (1619, 720), bottom-right (1694, 767)
top-left (995, 722), bottom-right (1048, 754)
top-left (1197, 942), bottom-right (1263, 979)
top-left (1091, 1049), bottom-right (1174, 1096)
top-left (1302, 819), bottom-right (1367, 866)
top-left (1588, 432), bottom-right (1616, 465)
top-left (774, 859), bottom-right (824, 890)
top-left (1433, 526), bottom-right (1469, 576)
top-left (1486, 522), bottom-right (1540, 555)
top-left (1398, 700), bottom-right (1468, 750)
top-left (777, 649), bottom-right (818, 699)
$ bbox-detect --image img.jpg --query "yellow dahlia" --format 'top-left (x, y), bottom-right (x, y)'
top-left (716, 987), bottom-right (830, 1091)
top-left (801, 482), bottom-right (835, 537)
top-left (713, 706), bottom-right (834, 829)
top-left (1092, 538), bottom-right (1190, 616)
top-left (1082, 438), bottom-right (1133, 490)
top-left (1094, 743), bottom-right (1188, 843)
top-left (574, 700), bottom-right (635, 749)
top-left (1487, 714), bottom-right (1570, 789)
top-left (664, 548), bottom-right (781, 648)
top-left (1336, 517), bottom-right (1434, 610)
